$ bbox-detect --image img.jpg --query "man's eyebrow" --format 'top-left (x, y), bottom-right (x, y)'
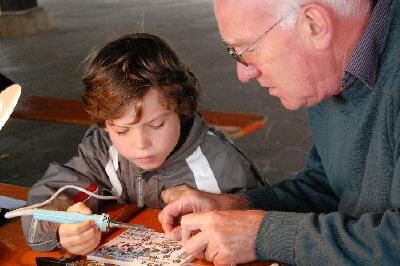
top-left (222, 38), bottom-right (247, 48)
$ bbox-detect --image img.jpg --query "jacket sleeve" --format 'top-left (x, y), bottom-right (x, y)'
top-left (244, 145), bottom-right (400, 264)
top-left (201, 129), bottom-right (264, 193)
top-left (21, 127), bottom-right (113, 252)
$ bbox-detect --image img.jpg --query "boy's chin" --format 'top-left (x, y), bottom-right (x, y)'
top-left (133, 160), bottom-right (163, 171)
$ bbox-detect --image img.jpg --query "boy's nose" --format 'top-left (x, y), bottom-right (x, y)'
top-left (131, 130), bottom-right (150, 149)
top-left (237, 62), bottom-right (261, 83)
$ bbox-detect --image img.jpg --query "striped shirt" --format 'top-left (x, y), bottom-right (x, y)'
top-left (342, 0), bottom-right (392, 90)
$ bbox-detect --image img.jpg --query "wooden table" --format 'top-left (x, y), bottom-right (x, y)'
top-left (0, 184), bottom-right (142, 265)
top-left (119, 208), bottom-right (275, 266)
top-left (0, 184), bottom-right (63, 266)
top-left (0, 184), bottom-right (277, 265)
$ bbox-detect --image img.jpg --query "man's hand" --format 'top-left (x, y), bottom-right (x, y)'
top-left (158, 190), bottom-right (250, 240)
top-left (161, 185), bottom-right (193, 204)
top-left (181, 210), bottom-right (266, 265)
top-left (58, 202), bottom-right (101, 255)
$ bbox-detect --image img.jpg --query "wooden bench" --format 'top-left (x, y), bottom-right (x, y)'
top-left (11, 96), bottom-right (266, 139)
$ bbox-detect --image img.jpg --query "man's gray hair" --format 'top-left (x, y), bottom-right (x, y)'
top-left (273, 0), bottom-right (370, 30)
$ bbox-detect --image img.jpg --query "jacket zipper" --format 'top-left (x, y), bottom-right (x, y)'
top-left (136, 169), bottom-right (145, 207)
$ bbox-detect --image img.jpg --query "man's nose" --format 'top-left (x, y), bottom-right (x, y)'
top-left (131, 130), bottom-right (150, 149)
top-left (237, 62), bottom-right (261, 83)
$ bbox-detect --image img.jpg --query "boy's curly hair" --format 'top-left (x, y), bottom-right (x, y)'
top-left (82, 33), bottom-right (200, 127)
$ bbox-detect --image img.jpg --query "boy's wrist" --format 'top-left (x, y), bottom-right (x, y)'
top-left (54, 225), bottom-right (63, 249)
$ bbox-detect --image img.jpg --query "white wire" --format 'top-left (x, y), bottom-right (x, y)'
top-left (5, 185), bottom-right (120, 219)
top-left (6, 209), bottom-right (34, 218)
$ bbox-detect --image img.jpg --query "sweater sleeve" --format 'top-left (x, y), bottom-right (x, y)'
top-left (244, 144), bottom-right (339, 213)
top-left (245, 145), bottom-right (400, 264)
top-left (256, 205), bottom-right (400, 264)
top-left (21, 127), bottom-right (113, 252)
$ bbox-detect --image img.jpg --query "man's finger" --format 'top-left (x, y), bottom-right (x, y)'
top-left (180, 212), bottom-right (208, 232)
top-left (179, 212), bottom-right (215, 245)
top-left (194, 251), bottom-right (206, 260)
top-left (204, 241), bottom-right (219, 263)
top-left (182, 229), bottom-right (210, 256)
top-left (160, 202), bottom-right (185, 233)
top-left (168, 225), bottom-right (182, 240)
top-left (157, 211), bottom-right (163, 224)
top-left (181, 225), bottom-right (192, 242)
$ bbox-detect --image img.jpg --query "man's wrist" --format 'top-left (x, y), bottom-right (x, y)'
top-left (216, 193), bottom-right (251, 210)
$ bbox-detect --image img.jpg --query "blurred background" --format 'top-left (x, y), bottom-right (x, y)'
top-left (0, 0), bottom-right (311, 187)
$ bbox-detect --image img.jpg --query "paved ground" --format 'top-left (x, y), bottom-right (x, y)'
top-left (0, 0), bottom-right (311, 187)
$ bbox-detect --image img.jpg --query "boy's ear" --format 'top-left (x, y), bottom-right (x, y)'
top-left (103, 122), bottom-right (109, 132)
top-left (297, 4), bottom-right (333, 50)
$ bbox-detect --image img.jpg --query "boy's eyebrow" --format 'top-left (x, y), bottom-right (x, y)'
top-left (115, 111), bottom-right (170, 127)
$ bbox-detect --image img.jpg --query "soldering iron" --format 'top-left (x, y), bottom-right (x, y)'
top-left (4, 185), bottom-right (150, 232)
top-left (26, 209), bottom-right (148, 232)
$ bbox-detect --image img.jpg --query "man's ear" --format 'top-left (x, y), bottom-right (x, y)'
top-left (297, 4), bottom-right (333, 50)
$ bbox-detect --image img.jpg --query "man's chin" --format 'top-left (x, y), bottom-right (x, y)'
top-left (281, 99), bottom-right (303, 110)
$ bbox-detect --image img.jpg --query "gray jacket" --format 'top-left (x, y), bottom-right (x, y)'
top-left (22, 113), bottom-right (263, 251)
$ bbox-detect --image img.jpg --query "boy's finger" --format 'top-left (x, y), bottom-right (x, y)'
top-left (62, 224), bottom-right (100, 247)
top-left (65, 234), bottom-right (100, 255)
top-left (78, 242), bottom-right (99, 256)
top-left (67, 202), bottom-right (92, 214)
top-left (157, 211), bottom-right (163, 224)
top-left (77, 222), bottom-right (100, 240)
top-left (160, 190), bottom-right (169, 203)
top-left (61, 220), bottom-right (96, 237)
top-left (74, 231), bottom-right (101, 255)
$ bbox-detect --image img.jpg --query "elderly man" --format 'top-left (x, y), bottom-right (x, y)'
top-left (159, 0), bottom-right (400, 265)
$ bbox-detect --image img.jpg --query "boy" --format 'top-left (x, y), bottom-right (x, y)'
top-left (22, 33), bottom-right (263, 254)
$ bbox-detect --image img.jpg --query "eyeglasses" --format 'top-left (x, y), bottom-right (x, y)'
top-left (225, 8), bottom-right (300, 67)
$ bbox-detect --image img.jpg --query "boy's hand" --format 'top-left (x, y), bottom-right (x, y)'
top-left (58, 202), bottom-right (101, 255)
top-left (161, 185), bottom-right (193, 204)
